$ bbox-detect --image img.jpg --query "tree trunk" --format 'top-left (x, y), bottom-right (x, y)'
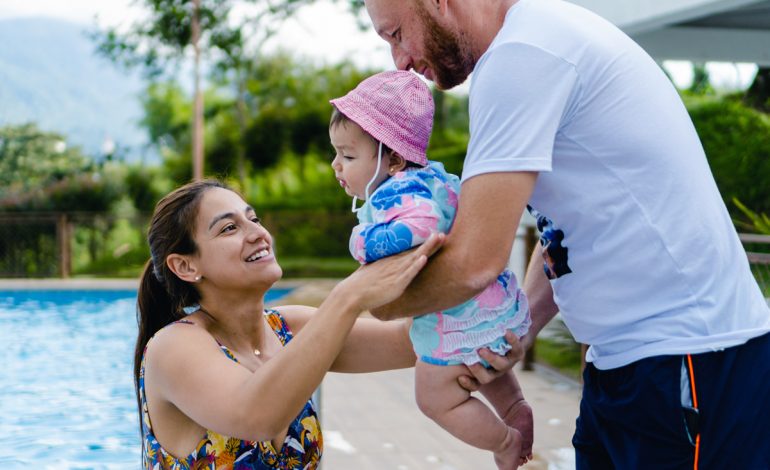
top-left (192, 0), bottom-right (205, 181)
top-left (235, 70), bottom-right (248, 189)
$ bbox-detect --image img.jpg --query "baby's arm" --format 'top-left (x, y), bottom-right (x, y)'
top-left (351, 177), bottom-right (444, 263)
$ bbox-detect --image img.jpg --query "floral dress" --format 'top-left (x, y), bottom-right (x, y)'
top-left (140, 309), bottom-right (323, 469)
top-left (351, 161), bottom-right (531, 366)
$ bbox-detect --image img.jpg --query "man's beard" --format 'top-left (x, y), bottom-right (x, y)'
top-left (416, 3), bottom-right (475, 90)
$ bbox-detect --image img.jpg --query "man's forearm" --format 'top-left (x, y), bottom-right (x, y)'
top-left (369, 236), bottom-right (495, 320)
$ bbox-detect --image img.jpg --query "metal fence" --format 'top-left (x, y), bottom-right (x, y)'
top-left (1, 211), bottom-right (769, 286)
top-left (0, 210), bottom-right (359, 278)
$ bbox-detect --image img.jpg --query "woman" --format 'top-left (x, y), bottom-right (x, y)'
top-left (135, 179), bottom-right (446, 469)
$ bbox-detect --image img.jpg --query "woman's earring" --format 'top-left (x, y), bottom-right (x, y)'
top-left (194, 275), bottom-right (201, 282)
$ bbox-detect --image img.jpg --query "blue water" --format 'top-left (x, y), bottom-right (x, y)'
top-left (0, 288), bottom-right (291, 469)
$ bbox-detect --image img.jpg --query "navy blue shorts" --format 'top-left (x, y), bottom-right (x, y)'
top-left (573, 332), bottom-right (770, 469)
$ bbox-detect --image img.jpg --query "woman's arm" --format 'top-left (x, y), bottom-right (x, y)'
top-left (146, 235), bottom-right (441, 443)
top-left (281, 305), bottom-right (416, 373)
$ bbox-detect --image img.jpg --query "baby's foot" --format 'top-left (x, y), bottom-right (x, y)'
top-left (502, 399), bottom-right (533, 462)
top-left (493, 426), bottom-right (522, 470)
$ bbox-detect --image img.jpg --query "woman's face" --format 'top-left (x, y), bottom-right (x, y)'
top-left (192, 187), bottom-right (282, 291)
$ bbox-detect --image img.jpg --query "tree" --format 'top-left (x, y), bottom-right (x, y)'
top-left (0, 124), bottom-right (90, 194)
top-left (93, 0), bottom-right (342, 183)
top-left (0, 124), bottom-right (123, 212)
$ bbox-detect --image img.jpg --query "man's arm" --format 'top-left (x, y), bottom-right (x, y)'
top-left (370, 171), bottom-right (538, 320)
top-left (520, 243), bottom-right (559, 350)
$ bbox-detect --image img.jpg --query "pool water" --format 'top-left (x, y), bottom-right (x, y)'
top-left (0, 289), bottom-right (291, 469)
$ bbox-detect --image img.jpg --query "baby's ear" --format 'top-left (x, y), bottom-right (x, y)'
top-left (388, 153), bottom-right (407, 174)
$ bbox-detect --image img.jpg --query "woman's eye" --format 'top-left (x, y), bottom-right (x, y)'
top-left (251, 216), bottom-right (261, 224)
top-left (222, 224), bottom-right (236, 233)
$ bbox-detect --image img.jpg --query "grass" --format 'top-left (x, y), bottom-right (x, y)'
top-left (534, 336), bottom-right (583, 381)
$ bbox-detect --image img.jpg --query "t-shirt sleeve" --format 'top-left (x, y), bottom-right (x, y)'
top-left (462, 42), bottom-right (579, 182)
top-left (349, 177), bottom-right (443, 264)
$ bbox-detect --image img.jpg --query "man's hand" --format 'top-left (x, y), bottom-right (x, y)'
top-left (457, 331), bottom-right (524, 391)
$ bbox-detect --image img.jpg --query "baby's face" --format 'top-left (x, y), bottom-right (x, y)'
top-left (329, 121), bottom-right (390, 200)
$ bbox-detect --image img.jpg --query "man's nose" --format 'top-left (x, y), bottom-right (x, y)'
top-left (392, 46), bottom-right (412, 71)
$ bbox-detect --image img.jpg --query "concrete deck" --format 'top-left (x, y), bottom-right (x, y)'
top-left (319, 365), bottom-right (579, 470)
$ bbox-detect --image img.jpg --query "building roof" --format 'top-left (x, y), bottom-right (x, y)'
top-left (574, 0), bottom-right (770, 65)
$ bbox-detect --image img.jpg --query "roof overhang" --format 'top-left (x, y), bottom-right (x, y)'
top-left (571, 0), bottom-right (770, 65)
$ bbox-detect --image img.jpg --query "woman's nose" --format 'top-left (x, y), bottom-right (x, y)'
top-left (247, 220), bottom-right (268, 241)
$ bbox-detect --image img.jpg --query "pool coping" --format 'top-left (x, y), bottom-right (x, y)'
top-left (0, 278), bottom-right (334, 290)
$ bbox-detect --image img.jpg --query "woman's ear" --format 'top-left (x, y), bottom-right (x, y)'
top-left (388, 153), bottom-right (408, 175)
top-left (166, 254), bottom-right (201, 283)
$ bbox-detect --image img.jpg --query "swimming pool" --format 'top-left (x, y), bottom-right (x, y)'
top-left (0, 288), bottom-right (291, 469)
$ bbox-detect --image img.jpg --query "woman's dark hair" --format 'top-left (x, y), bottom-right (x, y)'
top-left (134, 179), bottom-right (229, 443)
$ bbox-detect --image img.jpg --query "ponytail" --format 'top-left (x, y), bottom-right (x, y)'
top-left (133, 260), bottom-right (184, 437)
top-left (132, 179), bottom-right (229, 448)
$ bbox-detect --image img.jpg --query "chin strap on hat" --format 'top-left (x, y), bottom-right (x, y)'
top-left (351, 141), bottom-right (384, 213)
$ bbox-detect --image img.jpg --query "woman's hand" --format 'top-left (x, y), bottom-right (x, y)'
top-left (457, 331), bottom-right (525, 391)
top-left (337, 233), bottom-right (444, 313)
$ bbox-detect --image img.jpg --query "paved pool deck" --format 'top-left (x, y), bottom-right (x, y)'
top-left (2, 278), bottom-right (581, 470)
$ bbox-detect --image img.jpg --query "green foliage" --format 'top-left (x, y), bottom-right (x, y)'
top-left (0, 124), bottom-right (124, 212)
top-left (687, 63), bottom-right (715, 96)
top-left (124, 165), bottom-right (172, 212)
top-left (71, 218), bottom-right (151, 277)
top-left (0, 124), bottom-right (91, 192)
top-left (687, 98), bottom-right (770, 217)
top-left (534, 337), bottom-right (582, 380)
top-left (733, 198), bottom-right (770, 235)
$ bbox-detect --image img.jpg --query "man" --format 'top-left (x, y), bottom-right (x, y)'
top-left (363, 0), bottom-right (770, 468)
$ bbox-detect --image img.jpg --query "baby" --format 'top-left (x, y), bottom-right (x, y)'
top-left (329, 70), bottom-right (532, 469)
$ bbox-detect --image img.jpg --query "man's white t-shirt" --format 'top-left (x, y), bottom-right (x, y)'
top-left (462, 0), bottom-right (770, 369)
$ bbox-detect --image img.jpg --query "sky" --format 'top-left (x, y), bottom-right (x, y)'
top-left (0, 0), bottom-right (758, 91)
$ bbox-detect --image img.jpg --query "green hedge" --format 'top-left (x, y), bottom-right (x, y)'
top-left (687, 98), bottom-right (770, 217)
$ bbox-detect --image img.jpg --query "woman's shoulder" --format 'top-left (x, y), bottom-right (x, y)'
top-left (144, 318), bottom-right (216, 365)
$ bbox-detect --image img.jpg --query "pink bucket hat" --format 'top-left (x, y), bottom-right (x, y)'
top-left (330, 70), bottom-right (434, 166)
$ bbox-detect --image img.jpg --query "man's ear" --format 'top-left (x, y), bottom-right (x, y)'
top-left (166, 254), bottom-right (200, 283)
top-left (388, 153), bottom-right (408, 175)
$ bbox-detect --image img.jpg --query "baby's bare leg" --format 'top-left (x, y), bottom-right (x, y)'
top-left (415, 361), bottom-right (522, 470)
top-left (480, 371), bottom-right (534, 462)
